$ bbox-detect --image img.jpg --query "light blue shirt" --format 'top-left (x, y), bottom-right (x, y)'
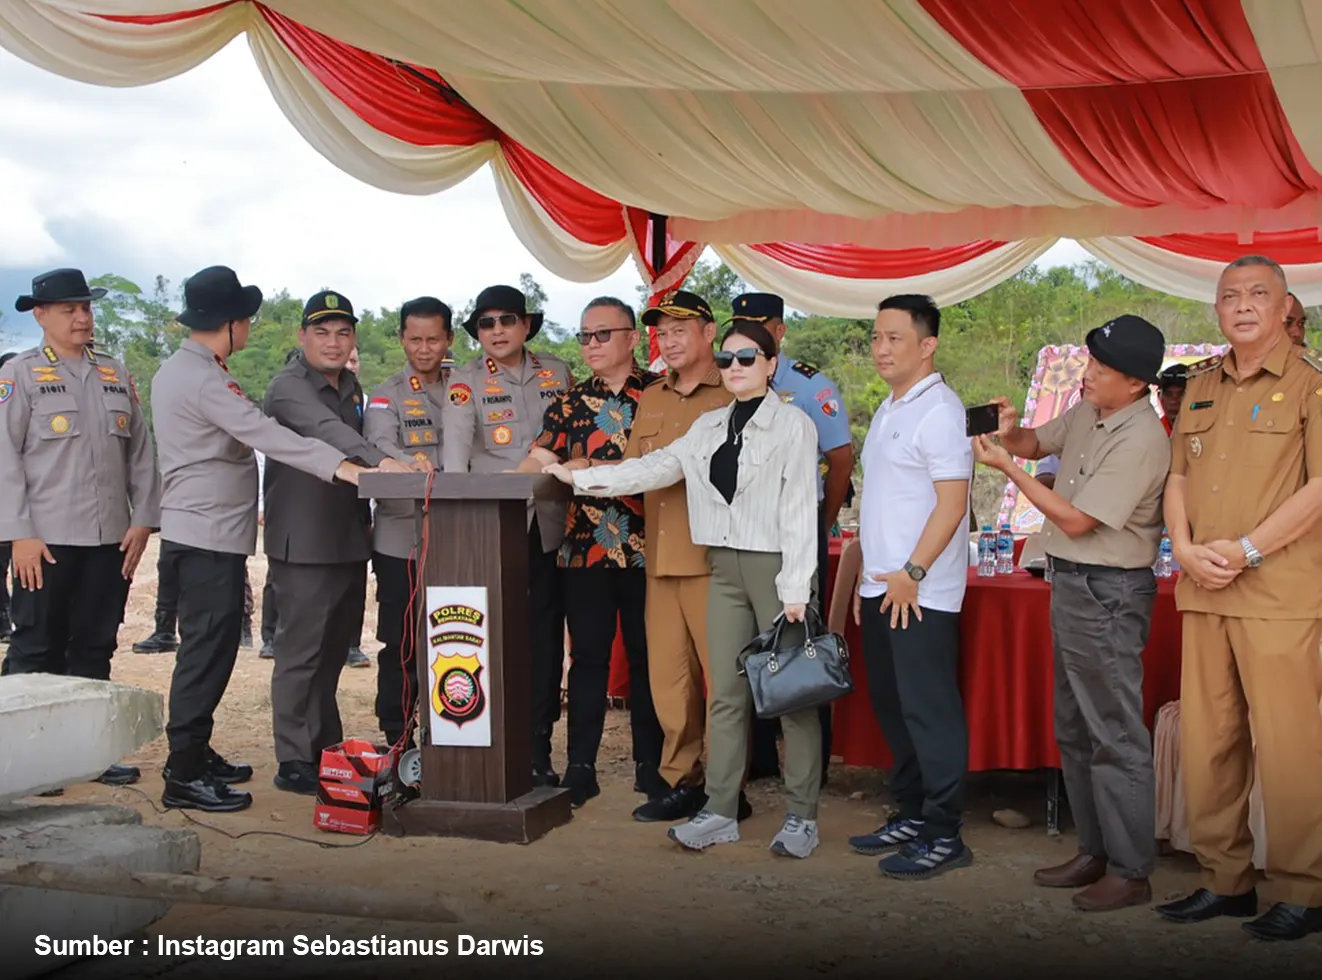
top-left (772, 355), bottom-right (852, 501)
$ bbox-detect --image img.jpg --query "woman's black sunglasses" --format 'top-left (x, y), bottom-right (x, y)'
top-left (714, 347), bottom-right (765, 369)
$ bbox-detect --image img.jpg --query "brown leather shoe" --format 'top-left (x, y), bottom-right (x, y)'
top-left (1073, 874), bottom-right (1152, 912)
top-left (1033, 853), bottom-right (1107, 888)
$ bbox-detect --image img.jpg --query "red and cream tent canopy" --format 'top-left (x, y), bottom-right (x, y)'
top-left (7, 0), bottom-right (1322, 312)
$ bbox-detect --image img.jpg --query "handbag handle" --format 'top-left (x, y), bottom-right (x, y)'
top-left (763, 605), bottom-right (830, 673)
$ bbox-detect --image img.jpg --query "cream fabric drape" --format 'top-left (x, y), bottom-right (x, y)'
top-left (715, 239), bottom-right (1056, 316)
top-left (1078, 237), bottom-right (1322, 306)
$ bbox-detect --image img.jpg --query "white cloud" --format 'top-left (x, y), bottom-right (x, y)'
top-left (0, 38), bottom-right (644, 332)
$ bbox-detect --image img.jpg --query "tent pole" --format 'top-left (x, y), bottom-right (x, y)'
top-left (648, 213), bottom-right (668, 285)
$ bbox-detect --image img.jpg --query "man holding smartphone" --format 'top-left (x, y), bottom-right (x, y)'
top-left (973, 314), bottom-right (1170, 912)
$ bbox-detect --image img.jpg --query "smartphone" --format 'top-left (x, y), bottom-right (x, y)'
top-left (966, 403), bottom-right (999, 437)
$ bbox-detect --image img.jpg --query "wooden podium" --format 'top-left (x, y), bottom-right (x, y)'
top-left (359, 472), bottom-right (572, 843)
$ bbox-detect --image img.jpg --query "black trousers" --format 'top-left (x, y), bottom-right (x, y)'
top-left (2, 544), bottom-right (129, 679)
top-left (750, 506), bottom-right (834, 774)
top-left (372, 552), bottom-right (417, 743)
top-left (860, 598), bottom-right (968, 839)
top-left (529, 520), bottom-right (566, 767)
top-left (0, 542), bottom-right (11, 617)
top-left (163, 542), bottom-right (248, 778)
top-left (261, 579), bottom-right (278, 645)
top-left (562, 566), bottom-right (662, 770)
top-left (155, 548), bottom-right (252, 632)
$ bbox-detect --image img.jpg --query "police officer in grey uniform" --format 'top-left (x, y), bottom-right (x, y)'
top-left (0, 269), bottom-right (161, 787)
top-left (263, 290), bottom-right (420, 795)
top-left (443, 283), bottom-right (572, 784)
top-left (153, 267), bottom-right (369, 813)
top-left (364, 296), bottom-right (453, 746)
top-left (731, 293), bottom-right (855, 785)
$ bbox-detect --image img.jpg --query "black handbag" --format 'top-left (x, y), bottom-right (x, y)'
top-left (736, 606), bottom-right (853, 719)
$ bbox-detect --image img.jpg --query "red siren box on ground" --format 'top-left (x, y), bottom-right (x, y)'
top-left (313, 739), bottom-right (396, 835)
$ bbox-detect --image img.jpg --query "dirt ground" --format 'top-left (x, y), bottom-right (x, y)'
top-left (18, 537), bottom-right (1319, 979)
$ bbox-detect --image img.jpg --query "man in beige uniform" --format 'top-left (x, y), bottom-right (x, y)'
top-left (1157, 256), bottom-right (1322, 941)
top-left (152, 267), bottom-right (368, 813)
top-left (977, 315), bottom-right (1171, 912)
top-left (624, 290), bottom-right (742, 823)
top-left (364, 296), bottom-right (452, 746)
top-left (0, 268), bottom-right (161, 789)
top-left (443, 283), bottom-right (572, 784)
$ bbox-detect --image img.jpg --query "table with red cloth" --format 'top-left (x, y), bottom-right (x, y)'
top-left (830, 543), bottom-right (1183, 773)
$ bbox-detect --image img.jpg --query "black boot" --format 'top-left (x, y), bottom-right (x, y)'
top-left (532, 729), bottom-right (559, 787)
top-left (133, 609), bottom-right (177, 654)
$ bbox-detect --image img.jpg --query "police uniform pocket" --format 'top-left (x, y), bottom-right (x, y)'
top-left (631, 416), bottom-right (662, 455)
top-left (37, 396), bottom-right (80, 441)
top-left (482, 406), bottom-right (521, 452)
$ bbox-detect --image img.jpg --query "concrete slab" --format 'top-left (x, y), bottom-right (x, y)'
top-left (0, 802), bottom-right (200, 980)
top-left (0, 676), bottom-right (164, 801)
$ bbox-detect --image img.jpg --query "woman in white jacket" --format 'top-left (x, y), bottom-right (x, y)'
top-left (545, 321), bottom-right (822, 857)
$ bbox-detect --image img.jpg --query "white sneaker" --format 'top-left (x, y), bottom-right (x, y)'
top-left (770, 814), bottom-right (820, 858)
top-left (668, 809), bottom-right (740, 850)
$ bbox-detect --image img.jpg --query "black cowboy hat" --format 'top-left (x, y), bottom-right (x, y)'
top-left (178, 266), bottom-right (264, 331)
top-left (462, 284), bottom-right (544, 340)
top-left (15, 268), bottom-right (106, 313)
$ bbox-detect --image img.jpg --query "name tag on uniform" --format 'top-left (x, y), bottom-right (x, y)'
top-left (1190, 400), bottom-right (1214, 410)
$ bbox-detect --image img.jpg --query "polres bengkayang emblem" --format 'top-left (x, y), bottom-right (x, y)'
top-left (431, 652), bottom-right (486, 726)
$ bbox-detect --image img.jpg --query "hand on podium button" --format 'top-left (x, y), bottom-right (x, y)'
top-left (542, 463), bottom-right (575, 485)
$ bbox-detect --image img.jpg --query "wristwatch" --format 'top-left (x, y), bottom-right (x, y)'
top-left (904, 561), bottom-right (927, 582)
top-left (1239, 536), bottom-right (1264, 569)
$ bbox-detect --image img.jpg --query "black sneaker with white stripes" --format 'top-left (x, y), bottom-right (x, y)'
top-left (848, 816), bottom-right (924, 855)
top-left (879, 835), bottom-right (973, 880)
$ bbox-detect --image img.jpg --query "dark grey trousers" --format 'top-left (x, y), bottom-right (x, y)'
top-left (1049, 566), bottom-right (1157, 879)
top-left (269, 559), bottom-right (367, 765)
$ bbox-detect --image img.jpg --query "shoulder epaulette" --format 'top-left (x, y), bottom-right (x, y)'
top-left (791, 360), bottom-right (819, 379)
top-left (1185, 355), bottom-right (1222, 378)
top-left (1300, 348), bottom-right (1322, 373)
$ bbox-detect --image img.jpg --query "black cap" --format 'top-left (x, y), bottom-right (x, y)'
top-left (303, 290), bottom-right (357, 327)
top-left (1084, 314), bottom-right (1165, 386)
top-left (463, 284), bottom-right (544, 340)
top-left (641, 290), bottom-right (714, 327)
top-left (730, 292), bottom-right (784, 323)
top-left (1157, 363), bottom-right (1189, 388)
top-left (177, 266), bottom-right (263, 331)
top-left (15, 268), bottom-right (106, 313)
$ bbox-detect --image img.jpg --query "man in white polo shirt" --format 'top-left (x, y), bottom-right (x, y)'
top-left (848, 294), bottom-right (974, 881)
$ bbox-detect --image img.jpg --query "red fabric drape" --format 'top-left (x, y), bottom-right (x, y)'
top-left (918, 0), bottom-right (1264, 88)
top-left (1140, 228), bottom-right (1322, 265)
top-left (921, 0), bottom-right (1322, 211)
top-left (500, 139), bottom-right (625, 246)
top-left (748, 241), bottom-right (1006, 278)
top-left (831, 565), bottom-right (1184, 772)
top-left (1025, 75), bottom-right (1322, 210)
top-left (259, 7), bottom-right (496, 147)
top-left (98, 3), bottom-right (236, 25)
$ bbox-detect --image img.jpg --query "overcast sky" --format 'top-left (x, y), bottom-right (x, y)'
top-left (0, 38), bottom-right (1089, 351)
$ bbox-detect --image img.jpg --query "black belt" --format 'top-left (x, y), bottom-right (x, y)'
top-left (1046, 556), bottom-right (1149, 576)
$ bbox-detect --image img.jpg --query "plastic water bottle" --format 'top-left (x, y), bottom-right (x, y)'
top-left (995, 523), bottom-right (1015, 575)
top-left (977, 525), bottom-right (997, 577)
top-left (1154, 530), bottom-right (1173, 579)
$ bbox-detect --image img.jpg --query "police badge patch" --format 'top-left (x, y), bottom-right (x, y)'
top-left (0, 379), bottom-right (11, 405)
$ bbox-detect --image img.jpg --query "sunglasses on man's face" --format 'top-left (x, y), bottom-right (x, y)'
top-left (476, 313), bottom-right (522, 330)
top-left (714, 347), bottom-right (765, 369)
top-left (576, 327), bottom-right (633, 346)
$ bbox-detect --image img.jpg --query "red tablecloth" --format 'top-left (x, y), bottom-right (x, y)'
top-left (831, 557), bottom-right (1183, 772)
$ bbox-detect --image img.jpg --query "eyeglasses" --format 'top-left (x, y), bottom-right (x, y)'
top-left (476, 313), bottom-right (522, 330)
top-left (714, 347), bottom-right (765, 369)
top-left (576, 327), bottom-right (633, 346)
